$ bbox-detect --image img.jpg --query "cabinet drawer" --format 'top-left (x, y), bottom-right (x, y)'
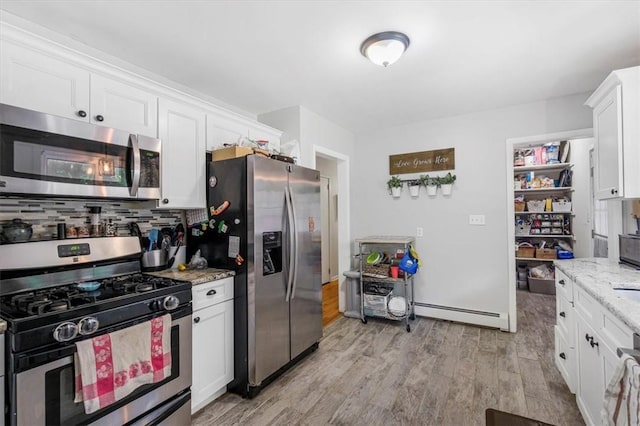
top-left (556, 295), bottom-right (575, 348)
top-left (574, 284), bottom-right (599, 326)
top-left (555, 326), bottom-right (576, 393)
top-left (601, 308), bottom-right (633, 351)
top-left (192, 277), bottom-right (234, 311)
top-left (555, 268), bottom-right (573, 302)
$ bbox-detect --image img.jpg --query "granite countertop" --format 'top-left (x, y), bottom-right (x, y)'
top-left (554, 258), bottom-right (640, 335)
top-left (148, 268), bottom-right (235, 286)
top-left (0, 319), bottom-right (6, 333)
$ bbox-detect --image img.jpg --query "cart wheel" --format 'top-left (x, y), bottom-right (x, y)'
top-left (410, 313), bottom-right (416, 320)
top-left (361, 317), bottom-right (367, 324)
top-left (406, 324), bottom-right (411, 332)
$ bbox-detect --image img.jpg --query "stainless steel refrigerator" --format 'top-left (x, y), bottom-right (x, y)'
top-left (188, 154), bottom-right (322, 398)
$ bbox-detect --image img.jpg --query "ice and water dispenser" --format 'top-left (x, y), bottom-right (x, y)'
top-left (262, 231), bottom-right (282, 275)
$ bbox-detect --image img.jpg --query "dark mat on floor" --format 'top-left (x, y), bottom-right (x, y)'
top-left (486, 408), bottom-right (555, 426)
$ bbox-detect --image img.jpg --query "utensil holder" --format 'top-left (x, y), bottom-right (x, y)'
top-left (141, 249), bottom-right (168, 271)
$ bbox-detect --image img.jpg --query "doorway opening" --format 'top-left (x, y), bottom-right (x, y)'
top-left (506, 129), bottom-right (592, 333)
top-left (313, 145), bottom-right (350, 321)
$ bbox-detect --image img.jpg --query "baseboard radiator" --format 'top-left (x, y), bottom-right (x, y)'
top-left (414, 302), bottom-right (509, 331)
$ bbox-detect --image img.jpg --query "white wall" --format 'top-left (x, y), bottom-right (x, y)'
top-left (353, 93), bottom-right (593, 324)
top-left (260, 106), bottom-right (356, 311)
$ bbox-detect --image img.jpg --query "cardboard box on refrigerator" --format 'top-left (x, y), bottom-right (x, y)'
top-left (211, 146), bottom-right (253, 161)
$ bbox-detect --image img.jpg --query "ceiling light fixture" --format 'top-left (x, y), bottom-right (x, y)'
top-left (360, 31), bottom-right (410, 67)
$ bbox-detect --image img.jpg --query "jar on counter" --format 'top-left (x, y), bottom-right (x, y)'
top-left (105, 219), bottom-right (117, 237)
top-left (89, 206), bottom-right (103, 237)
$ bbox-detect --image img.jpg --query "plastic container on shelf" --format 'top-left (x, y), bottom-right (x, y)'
top-left (552, 201), bottom-right (572, 212)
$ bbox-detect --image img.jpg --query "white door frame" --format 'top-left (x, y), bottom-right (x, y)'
top-left (312, 145), bottom-right (350, 312)
top-left (505, 128), bottom-right (592, 332)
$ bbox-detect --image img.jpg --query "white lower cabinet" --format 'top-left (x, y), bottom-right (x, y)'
top-left (569, 283), bottom-right (634, 426)
top-left (575, 318), bottom-right (607, 426)
top-left (191, 278), bottom-right (234, 414)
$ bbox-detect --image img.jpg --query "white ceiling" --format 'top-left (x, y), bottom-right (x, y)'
top-left (1, 1), bottom-right (639, 133)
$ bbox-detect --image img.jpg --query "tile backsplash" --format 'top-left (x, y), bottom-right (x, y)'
top-left (0, 196), bottom-right (184, 241)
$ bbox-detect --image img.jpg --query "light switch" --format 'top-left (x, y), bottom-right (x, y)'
top-left (416, 227), bottom-right (424, 237)
top-left (469, 215), bottom-right (486, 225)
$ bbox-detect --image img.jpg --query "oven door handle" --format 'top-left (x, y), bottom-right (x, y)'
top-left (129, 134), bottom-right (141, 197)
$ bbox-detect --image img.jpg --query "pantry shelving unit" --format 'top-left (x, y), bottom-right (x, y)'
top-left (356, 236), bottom-right (416, 332)
top-left (513, 148), bottom-right (574, 291)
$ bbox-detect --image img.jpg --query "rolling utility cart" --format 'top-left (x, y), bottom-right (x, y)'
top-left (356, 236), bottom-right (416, 332)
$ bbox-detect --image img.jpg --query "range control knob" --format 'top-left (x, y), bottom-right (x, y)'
top-left (53, 322), bottom-right (78, 342)
top-left (163, 295), bottom-right (180, 311)
top-left (78, 317), bottom-right (100, 335)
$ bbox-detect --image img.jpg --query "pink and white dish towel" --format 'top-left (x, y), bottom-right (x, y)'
top-left (74, 314), bottom-right (172, 414)
top-left (603, 353), bottom-right (640, 426)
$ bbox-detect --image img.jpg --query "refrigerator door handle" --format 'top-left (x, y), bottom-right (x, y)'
top-left (285, 184), bottom-right (295, 302)
top-left (289, 183), bottom-right (300, 300)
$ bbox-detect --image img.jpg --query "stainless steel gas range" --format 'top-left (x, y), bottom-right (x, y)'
top-left (0, 237), bottom-right (192, 426)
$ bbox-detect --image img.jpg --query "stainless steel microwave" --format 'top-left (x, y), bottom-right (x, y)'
top-left (0, 104), bottom-right (161, 199)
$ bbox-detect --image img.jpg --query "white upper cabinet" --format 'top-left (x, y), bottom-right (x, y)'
top-left (0, 39), bottom-right (158, 137)
top-left (586, 66), bottom-right (640, 199)
top-left (158, 98), bottom-right (206, 209)
top-left (90, 74), bottom-right (158, 137)
top-left (206, 111), bottom-right (282, 153)
top-left (0, 39), bottom-right (90, 121)
top-left (206, 112), bottom-right (248, 150)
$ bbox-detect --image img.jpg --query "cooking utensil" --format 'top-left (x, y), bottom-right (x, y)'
top-left (1, 218), bottom-right (33, 243)
top-left (166, 240), bottom-right (182, 269)
top-left (148, 229), bottom-right (159, 252)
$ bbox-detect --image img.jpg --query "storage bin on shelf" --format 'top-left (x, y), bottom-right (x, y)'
top-left (552, 201), bottom-right (572, 212)
top-left (515, 201), bottom-right (526, 212)
top-left (536, 248), bottom-right (557, 259)
top-left (516, 224), bottom-right (531, 236)
top-left (363, 292), bottom-right (391, 318)
top-left (526, 200), bottom-right (546, 212)
top-left (528, 276), bottom-right (556, 295)
top-left (362, 263), bottom-right (390, 278)
top-left (516, 243), bottom-right (535, 258)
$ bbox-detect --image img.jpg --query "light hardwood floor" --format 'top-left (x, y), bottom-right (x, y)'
top-left (322, 280), bottom-right (340, 328)
top-left (191, 290), bottom-right (585, 426)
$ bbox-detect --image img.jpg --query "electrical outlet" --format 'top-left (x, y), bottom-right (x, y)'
top-left (469, 215), bottom-right (486, 225)
top-left (416, 227), bottom-right (424, 237)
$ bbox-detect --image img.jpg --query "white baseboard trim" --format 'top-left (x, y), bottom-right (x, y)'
top-left (414, 304), bottom-right (509, 331)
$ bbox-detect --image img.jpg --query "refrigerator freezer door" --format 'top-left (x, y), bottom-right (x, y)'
top-left (247, 156), bottom-right (291, 386)
top-left (289, 164), bottom-right (323, 359)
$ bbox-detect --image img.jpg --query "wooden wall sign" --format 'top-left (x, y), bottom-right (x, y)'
top-left (389, 148), bottom-right (455, 175)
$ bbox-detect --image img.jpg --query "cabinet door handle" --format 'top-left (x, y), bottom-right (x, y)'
top-left (194, 317), bottom-right (200, 324)
top-left (559, 352), bottom-right (566, 360)
top-left (77, 110), bottom-right (87, 118)
top-left (559, 279), bottom-right (565, 286)
top-left (611, 189), bottom-right (618, 195)
top-left (590, 339), bottom-right (599, 348)
top-left (559, 311), bottom-right (566, 318)
top-left (206, 289), bottom-right (217, 296)
top-left (95, 114), bottom-right (104, 122)
top-left (585, 333), bottom-right (593, 343)
top-left (162, 198), bottom-right (169, 204)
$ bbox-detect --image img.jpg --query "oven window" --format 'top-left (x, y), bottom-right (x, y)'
top-left (44, 326), bottom-right (180, 426)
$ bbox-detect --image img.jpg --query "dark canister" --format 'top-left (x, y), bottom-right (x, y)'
top-left (57, 223), bottom-right (66, 240)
